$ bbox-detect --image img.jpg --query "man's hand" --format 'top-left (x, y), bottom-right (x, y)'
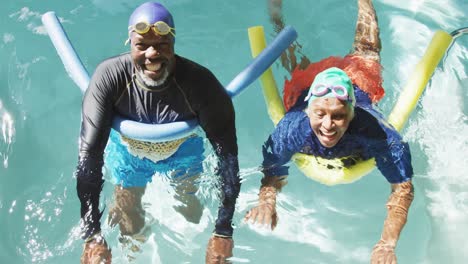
top-left (81, 234), bottom-right (112, 264)
top-left (371, 240), bottom-right (397, 264)
top-left (205, 235), bottom-right (233, 264)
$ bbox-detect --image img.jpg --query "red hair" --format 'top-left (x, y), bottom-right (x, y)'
top-left (283, 55), bottom-right (384, 111)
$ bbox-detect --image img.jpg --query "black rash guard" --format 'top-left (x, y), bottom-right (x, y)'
top-left (76, 53), bottom-right (240, 239)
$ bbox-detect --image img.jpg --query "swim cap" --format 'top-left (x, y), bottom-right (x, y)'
top-left (128, 2), bottom-right (175, 33)
top-left (305, 67), bottom-right (355, 106)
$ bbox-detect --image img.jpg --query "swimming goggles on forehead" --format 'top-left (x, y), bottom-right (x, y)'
top-left (128, 21), bottom-right (176, 37)
top-left (306, 84), bottom-right (351, 102)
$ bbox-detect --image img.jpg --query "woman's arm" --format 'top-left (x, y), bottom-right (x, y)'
top-left (245, 110), bottom-right (309, 228)
top-left (371, 180), bottom-right (414, 263)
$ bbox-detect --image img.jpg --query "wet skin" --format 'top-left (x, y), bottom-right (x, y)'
top-left (130, 30), bottom-right (176, 82)
top-left (306, 97), bottom-right (354, 148)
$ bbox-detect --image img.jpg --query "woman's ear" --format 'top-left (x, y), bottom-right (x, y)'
top-left (304, 105), bottom-right (312, 118)
top-left (348, 105), bottom-right (355, 120)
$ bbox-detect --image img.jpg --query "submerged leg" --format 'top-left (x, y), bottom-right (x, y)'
top-left (172, 173), bottom-right (203, 224)
top-left (350, 0), bottom-right (382, 62)
top-left (268, 0), bottom-right (310, 73)
top-left (108, 186), bottom-right (146, 236)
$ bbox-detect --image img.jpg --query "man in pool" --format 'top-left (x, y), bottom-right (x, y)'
top-left (245, 0), bottom-right (414, 263)
top-left (77, 2), bottom-right (239, 263)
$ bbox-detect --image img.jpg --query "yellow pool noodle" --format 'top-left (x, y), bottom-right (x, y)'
top-left (388, 30), bottom-right (453, 131)
top-left (248, 26), bottom-right (285, 125)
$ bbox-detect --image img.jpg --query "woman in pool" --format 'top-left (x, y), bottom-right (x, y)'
top-left (245, 1), bottom-right (414, 263)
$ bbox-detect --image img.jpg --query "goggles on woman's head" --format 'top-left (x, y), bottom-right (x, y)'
top-left (128, 21), bottom-right (176, 37)
top-left (305, 84), bottom-right (351, 102)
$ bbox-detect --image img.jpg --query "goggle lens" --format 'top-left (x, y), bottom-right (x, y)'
top-left (134, 22), bottom-right (150, 34)
top-left (154, 21), bottom-right (171, 35)
top-left (129, 21), bottom-right (175, 36)
top-left (333, 86), bottom-right (346, 96)
top-left (308, 84), bottom-right (350, 101)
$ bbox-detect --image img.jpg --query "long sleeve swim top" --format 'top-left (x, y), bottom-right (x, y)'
top-left (75, 53), bottom-right (240, 239)
top-left (262, 88), bottom-right (413, 184)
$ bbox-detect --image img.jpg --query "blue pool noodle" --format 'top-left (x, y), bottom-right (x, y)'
top-left (42, 11), bottom-right (297, 142)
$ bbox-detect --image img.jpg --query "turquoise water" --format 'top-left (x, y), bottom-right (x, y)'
top-left (1, 0), bottom-right (467, 263)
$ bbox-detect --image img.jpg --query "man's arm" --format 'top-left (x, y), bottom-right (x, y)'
top-left (194, 70), bottom-right (240, 238)
top-left (200, 108), bottom-right (239, 238)
top-left (76, 60), bottom-right (120, 240)
top-left (194, 69), bottom-right (239, 263)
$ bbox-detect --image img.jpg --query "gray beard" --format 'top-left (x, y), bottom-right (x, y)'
top-left (136, 67), bottom-right (169, 87)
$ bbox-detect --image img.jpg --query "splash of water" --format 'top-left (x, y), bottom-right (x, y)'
top-left (406, 40), bottom-right (468, 263)
top-left (237, 190), bottom-right (370, 263)
top-left (136, 175), bottom-right (212, 262)
top-left (0, 99), bottom-right (15, 168)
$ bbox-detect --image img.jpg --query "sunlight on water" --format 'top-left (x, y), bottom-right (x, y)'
top-left (196, 150), bottom-right (222, 204)
top-left (17, 181), bottom-right (79, 263)
top-left (9, 7), bottom-right (48, 36)
top-left (1, 0), bottom-right (467, 263)
top-left (105, 175), bottom-right (213, 263)
top-left (238, 191), bottom-right (370, 263)
top-left (0, 100), bottom-right (15, 168)
top-left (381, 0), bottom-right (464, 27)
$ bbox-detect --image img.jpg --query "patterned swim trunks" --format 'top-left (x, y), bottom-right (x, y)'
top-left (105, 130), bottom-right (205, 188)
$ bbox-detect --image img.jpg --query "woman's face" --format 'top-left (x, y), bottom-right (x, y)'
top-left (306, 97), bottom-right (354, 148)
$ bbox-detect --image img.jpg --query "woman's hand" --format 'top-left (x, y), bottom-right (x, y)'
top-left (371, 240), bottom-right (396, 264)
top-left (244, 185), bottom-right (278, 230)
top-left (244, 202), bottom-right (278, 230)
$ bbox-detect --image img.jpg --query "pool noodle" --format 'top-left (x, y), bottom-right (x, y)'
top-left (388, 31), bottom-right (453, 131)
top-left (42, 11), bottom-right (298, 142)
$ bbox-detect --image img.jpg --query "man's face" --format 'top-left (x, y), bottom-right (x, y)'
top-left (306, 97), bottom-right (353, 148)
top-left (130, 30), bottom-right (175, 86)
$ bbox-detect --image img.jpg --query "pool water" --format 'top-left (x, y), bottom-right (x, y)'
top-left (1, 0), bottom-right (467, 263)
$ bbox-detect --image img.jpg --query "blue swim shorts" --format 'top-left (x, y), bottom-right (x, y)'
top-left (104, 130), bottom-right (205, 188)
